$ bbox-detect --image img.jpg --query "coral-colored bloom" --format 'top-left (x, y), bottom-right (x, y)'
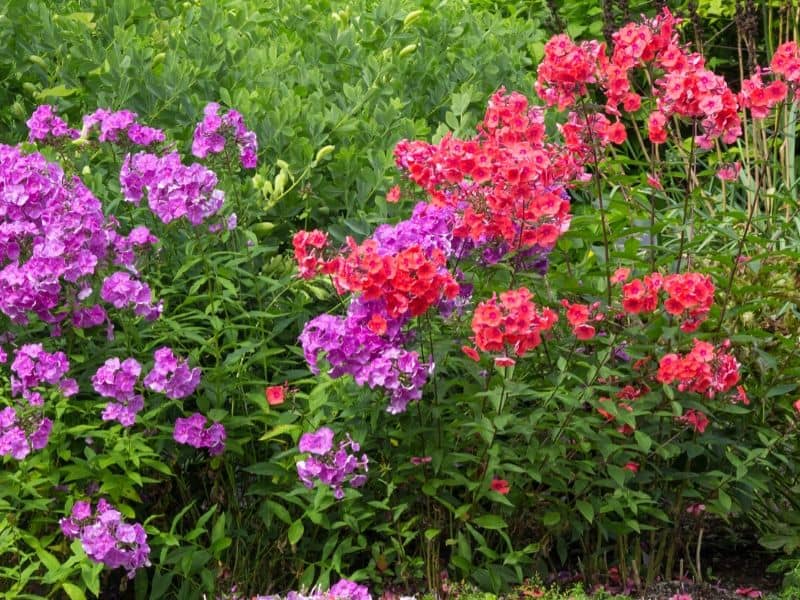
top-left (386, 185), bottom-right (401, 203)
top-left (611, 267), bottom-right (631, 284)
top-left (623, 461), bottom-right (639, 473)
top-left (266, 384), bottom-right (286, 406)
top-left (462, 346), bottom-right (480, 362)
top-left (678, 409), bottom-right (709, 434)
top-left (490, 478), bottom-right (510, 495)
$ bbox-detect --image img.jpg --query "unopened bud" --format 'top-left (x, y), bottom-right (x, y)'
top-left (81, 165), bottom-right (91, 176)
top-left (398, 43), bottom-right (418, 58)
top-left (28, 55), bottom-right (47, 68)
top-left (152, 52), bottom-right (166, 66)
top-left (403, 10), bottom-right (423, 28)
top-left (315, 145), bottom-right (335, 162)
top-left (276, 159), bottom-right (289, 171)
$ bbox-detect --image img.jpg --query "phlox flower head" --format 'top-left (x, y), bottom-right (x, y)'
top-left (92, 357), bottom-right (144, 427)
top-left (657, 339), bottom-right (740, 399)
top-left (297, 428), bottom-right (368, 500)
top-left (82, 108), bottom-right (165, 146)
top-left (120, 151), bottom-right (225, 226)
top-left (0, 406), bottom-right (53, 460)
top-left (0, 145), bottom-right (120, 327)
top-left (10, 343), bottom-right (76, 404)
top-left (471, 287), bottom-right (558, 356)
top-left (192, 102), bottom-right (258, 169)
top-left (173, 412), bottom-right (226, 455)
top-left (100, 272), bottom-right (162, 321)
top-left (26, 105), bottom-right (79, 142)
top-left (60, 498), bottom-right (150, 579)
top-left (143, 347), bottom-right (201, 399)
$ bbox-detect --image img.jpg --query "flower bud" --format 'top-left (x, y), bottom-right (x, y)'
top-left (152, 52), bottom-right (166, 66)
top-left (81, 165), bottom-right (92, 176)
top-left (276, 159), bottom-right (289, 171)
top-left (22, 82), bottom-right (37, 95)
top-left (315, 145), bottom-right (335, 162)
top-left (403, 10), bottom-right (423, 28)
top-left (398, 43), bottom-right (418, 58)
top-left (28, 55), bottom-right (46, 68)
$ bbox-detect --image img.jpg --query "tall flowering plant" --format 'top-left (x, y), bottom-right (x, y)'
top-left (0, 101), bottom-right (258, 594)
top-left (290, 8), bottom-right (800, 594)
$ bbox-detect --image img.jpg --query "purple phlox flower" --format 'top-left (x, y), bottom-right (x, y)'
top-left (327, 579), bottom-right (372, 600)
top-left (92, 357), bottom-right (144, 427)
top-left (26, 105), bottom-right (80, 142)
top-left (143, 347), bottom-right (201, 399)
top-left (10, 343), bottom-right (72, 402)
top-left (82, 108), bottom-right (164, 146)
top-left (100, 272), bottom-right (161, 321)
top-left (192, 102), bottom-right (258, 169)
top-left (173, 412), bottom-right (226, 455)
top-left (297, 429), bottom-right (368, 499)
top-left (120, 151), bottom-right (225, 225)
top-left (60, 498), bottom-right (150, 578)
top-left (0, 406), bottom-right (53, 459)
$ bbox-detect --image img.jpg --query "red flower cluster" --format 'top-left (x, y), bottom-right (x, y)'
top-left (657, 339), bottom-right (740, 398)
top-left (771, 42), bottom-right (800, 87)
top-left (561, 299), bottom-right (602, 340)
top-left (535, 8), bottom-right (748, 150)
top-left (662, 272), bottom-right (715, 332)
top-left (678, 408), bottom-right (709, 434)
top-left (394, 88), bottom-right (575, 254)
top-left (470, 288), bottom-right (558, 356)
top-left (331, 239), bottom-right (460, 319)
top-left (535, 34), bottom-right (605, 110)
top-left (621, 273), bottom-right (662, 314)
top-left (739, 70), bottom-right (788, 119)
top-left (293, 229), bottom-right (330, 279)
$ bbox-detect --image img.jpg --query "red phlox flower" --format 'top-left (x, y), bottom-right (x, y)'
top-left (621, 273), bottom-right (661, 314)
top-left (293, 229), bottom-right (330, 279)
top-left (658, 339), bottom-right (740, 398)
top-left (490, 477), bottom-right (510, 495)
top-left (662, 272), bottom-right (715, 332)
top-left (266, 384), bottom-right (287, 406)
top-left (771, 41), bottom-right (800, 84)
top-left (678, 409), bottom-right (709, 434)
top-left (717, 161), bottom-right (741, 182)
top-left (471, 288), bottom-right (557, 356)
top-left (386, 185), bottom-right (401, 203)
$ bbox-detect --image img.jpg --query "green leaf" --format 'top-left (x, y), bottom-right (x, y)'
top-left (542, 511), bottom-right (561, 527)
top-left (473, 515), bottom-right (507, 530)
top-left (576, 500), bottom-right (594, 524)
top-left (61, 583), bottom-right (86, 600)
top-left (36, 85), bottom-right (80, 100)
top-left (288, 519), bottom-right (304, 545)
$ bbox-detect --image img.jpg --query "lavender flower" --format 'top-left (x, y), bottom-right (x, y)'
top-left (120, 151), bottom-right (225, 225)
top-left (173, 412), bottom-right (226, 455)
top-left (60, 498), bottom-right (150, 579)
top-left (82, 108), bottom-right (164, 146)
top-left (192, 102), bottom-right (258, 169)
top-left (297, 428), bottom-right (368, 499)
top-left (26, 105), bottom-right (79, 142)
top-left (143, 347), bottom-right (201, 399)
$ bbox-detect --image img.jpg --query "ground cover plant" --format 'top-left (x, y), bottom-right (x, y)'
top-left (1, 1), bottom-right (800, 599)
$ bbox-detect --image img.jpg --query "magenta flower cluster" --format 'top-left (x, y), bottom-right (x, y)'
top-left (254, 579), bottom-right (372, 600)
top-left (26, 105), bottom-right (79, 142)
top-left (296, 427), bottom-right (368, 499)
top-left (92, 357), bottom-right (144, 427)
top-left (120, 151), bottom-right (226, 226)
top-left (192, 102), bottom-right (258, 169)
top-left (82, 108), bottom-right (165, 147)
top-left (100, 271), bottom-right (162, 321)
top-left (0, 144), bottom-right (113, 326)
top-left (0, 406), bottom-right (52, 460)
top-left (173, 412), bottom-right (226, 455)
top-left (143, 347), bottom-right (201, 399)
top-left (60, 499), bottom-right (150, 579)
